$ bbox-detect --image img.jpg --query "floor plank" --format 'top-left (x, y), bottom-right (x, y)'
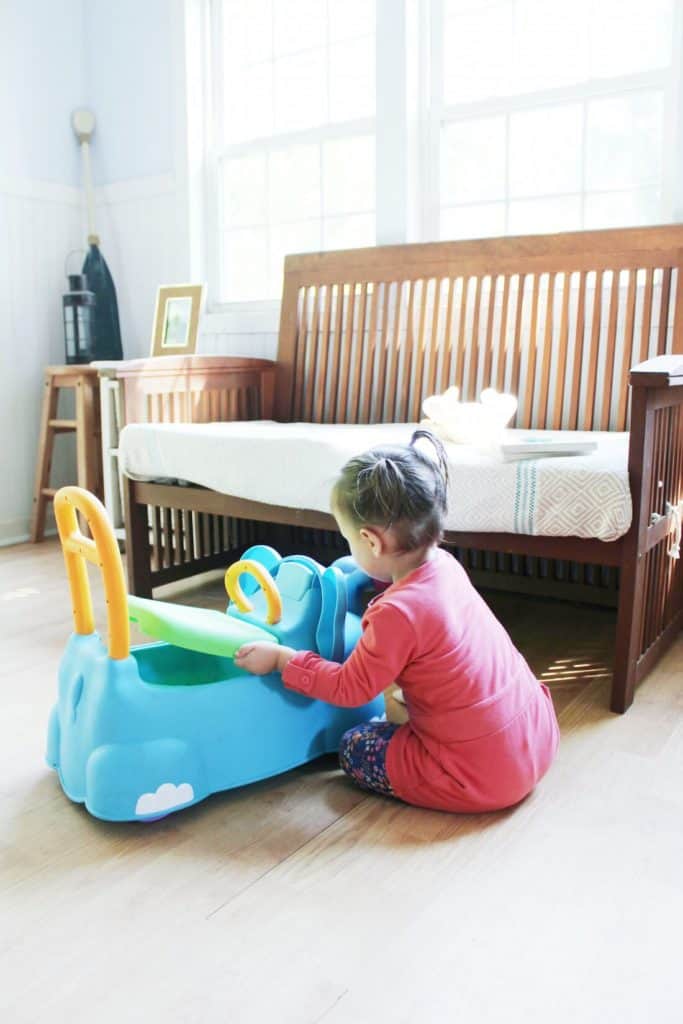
top-left (1, 540), bottom-right (681, 1023)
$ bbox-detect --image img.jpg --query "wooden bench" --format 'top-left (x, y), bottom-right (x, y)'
top-left (122, 225), bottom-right (683, 712)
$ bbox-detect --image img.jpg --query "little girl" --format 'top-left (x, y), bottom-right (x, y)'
top-left (235, 430), bottom-right (560, 813)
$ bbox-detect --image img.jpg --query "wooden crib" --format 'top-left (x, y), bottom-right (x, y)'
top-left (122, 225), bottom-right (683, 711)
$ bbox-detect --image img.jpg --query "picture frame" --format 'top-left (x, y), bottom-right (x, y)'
top-left (150, 283), bottom-right (205, 357)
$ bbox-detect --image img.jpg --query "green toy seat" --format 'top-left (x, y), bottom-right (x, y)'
top-left (128, 595), bottom-right (277, 659)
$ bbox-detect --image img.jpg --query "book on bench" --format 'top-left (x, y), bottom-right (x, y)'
top-left (499, 436), bottom-right (598, 461)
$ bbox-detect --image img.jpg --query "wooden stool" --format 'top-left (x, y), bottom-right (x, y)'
top-left (31, 366), bottom-right (103, 542)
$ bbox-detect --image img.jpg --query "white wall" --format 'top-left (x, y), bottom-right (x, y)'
top-left (0, 1), bottom-right (85, 185)
top-left (0, 1), bottom-right (196, 542)
top-left (0, 0), bottom-right (275, 544)
top-left (80, 1), bottom-right (277, 361)
top-left (0, 1), bottom-right (86, 544)
top-left (83, 0), bottom-right (175, 185)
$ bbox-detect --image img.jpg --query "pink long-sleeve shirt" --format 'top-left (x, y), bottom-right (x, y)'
top-left (283, 548), bottom-right (560, 812)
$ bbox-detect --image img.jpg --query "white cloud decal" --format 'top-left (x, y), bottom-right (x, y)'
top-left (135, 782), bottom-right (194, 816)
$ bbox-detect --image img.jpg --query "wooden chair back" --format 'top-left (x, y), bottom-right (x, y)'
top-left (274, 225), bottom-right (683, 432)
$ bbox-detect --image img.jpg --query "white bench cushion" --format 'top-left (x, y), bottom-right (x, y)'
top-left (119, 420), bottom-right (631, 543)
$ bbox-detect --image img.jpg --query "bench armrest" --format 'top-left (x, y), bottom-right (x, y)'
top-left (630, 355), bottom-right (683, 388)
top-left (96, 355), bottom-right (277, 423)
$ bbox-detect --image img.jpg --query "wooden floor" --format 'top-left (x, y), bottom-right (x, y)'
top-left (2, 540), bottom-right (682, 1023)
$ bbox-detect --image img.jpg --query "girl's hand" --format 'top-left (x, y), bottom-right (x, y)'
top-left (234, 642), bottom-right (295, 676)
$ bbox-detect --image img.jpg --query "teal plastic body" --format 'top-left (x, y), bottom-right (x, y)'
top-left (46, 548), bottom-right (385, 822)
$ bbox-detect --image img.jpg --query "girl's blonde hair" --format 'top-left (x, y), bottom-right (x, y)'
top-left (332, 429), bottom-right (449, 552)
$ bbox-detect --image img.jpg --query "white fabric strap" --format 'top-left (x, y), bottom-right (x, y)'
top-left (667, 501), bottom-right (683, 560)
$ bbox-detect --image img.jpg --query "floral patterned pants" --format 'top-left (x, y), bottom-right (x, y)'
top-left (339, 720), bottom-right (399, 796)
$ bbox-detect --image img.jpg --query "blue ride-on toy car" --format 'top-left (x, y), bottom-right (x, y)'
top-left (46, 487), bottom-right (384, 822)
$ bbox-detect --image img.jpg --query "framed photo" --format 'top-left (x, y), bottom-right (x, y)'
top-left (150, 284), bottom-right (205, 357)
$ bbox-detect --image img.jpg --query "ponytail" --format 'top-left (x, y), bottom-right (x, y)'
top-left (334, 429), bottom-right (449, 551)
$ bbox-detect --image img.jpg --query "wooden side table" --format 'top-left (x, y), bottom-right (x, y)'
top-left (30, 365), bottom-right (103, 542)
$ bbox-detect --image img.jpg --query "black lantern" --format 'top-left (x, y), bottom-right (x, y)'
top-left (63, 273), bottom-right (96, 364)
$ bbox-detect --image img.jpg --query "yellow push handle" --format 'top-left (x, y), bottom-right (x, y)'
top-left (54, 487), bottom-right (130, 660)
top-left (224, 559), bottom-right (282, 625)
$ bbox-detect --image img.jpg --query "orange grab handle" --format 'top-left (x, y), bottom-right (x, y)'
top-left (224, 560), bottom-right (282, 625)
top-left (54, 487), bottom-right (130, 660)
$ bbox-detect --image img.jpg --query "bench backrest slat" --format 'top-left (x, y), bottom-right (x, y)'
top-left (275, 226), bottom-right (683, 431)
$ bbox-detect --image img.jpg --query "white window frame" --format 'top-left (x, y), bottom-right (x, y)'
top-left (181, 0), bottom-right (420, 323)
top-left (423, 0), bottom-right (683, 240)
top-left (178, 0), bottom-right (683, 331)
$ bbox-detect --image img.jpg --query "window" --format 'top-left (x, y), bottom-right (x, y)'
top-left (196, 1), bottom-right (683, 310)
top-left (211, 0), bottom-right (376, 303)
top-left (429, 0), bottom-right (680, 240)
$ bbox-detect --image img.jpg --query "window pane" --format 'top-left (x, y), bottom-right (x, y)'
top-left (584, 188), bottom-right (661, 230)
top-left (508, 195), bottom-right (582, 235)
top-left (441, 117), bottom-right (506, 204)
top-left (512, 0), bottom-right (589, 93)
top-left (223, 62), bottom-right (273, 144)
top-left (269, 219), bottom-right (322, 296)
top-left (590, 0), bottom-right (674, 78)
top-left (329, 35), bottom-right (376, 122)
top-left (323, 213), bottom-right (375, 250)
top-left (215, 0), bottom-right (377, 302)
top-left (440, 203), bottom-right (507, 240)
top-left (443, 3), bottom-right (513, 104)
top-left (221, 0), bottom-right (272, 66)
top-left (221, 154), bottom-right (267, 227)
top-left (329, 0), bottom-right (375, 43)
top-left (437, 0), bottom-right (672, 243)
top-left (273, 0), bottom-right (325, 56)
top-left (510, 104), bottom-right (582, 198)
top-left (273, 50), bottom-right (327, 133)
top-left (586, 92), bottom-right (662, 191)
top-left (268, 144), bottom-right (321, 223)
top-left (323, 136), bottom-right (375, 216)
top-left (222, 228), bottom-right (268, 301)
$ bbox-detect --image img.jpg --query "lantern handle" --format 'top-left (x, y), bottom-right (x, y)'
top-left (64, 249), bottom-right (87, 279)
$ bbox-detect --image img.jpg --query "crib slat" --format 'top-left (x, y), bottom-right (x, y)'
top-left (162, 507), bottom-right (173, 569)
top-left (427, 278), bottom-right (442, 398)
top-left (568, 271), bottom-right (587, 430)
top-left (351, 287), bottom-right (366, 422)
top-left (521, 274), bottom-right (540, 427)
top-left (412, 279), bottom-right (429, 415)
top-left (358, 282), bottom-right (377, 423)
top-left (640, 268), bottom-right (654, 361)
top-left (453, 277), bottom-right (468, 395)
top-left (467, 275), bottom-right (483, 400)
top-left (496, 274), bottom-right (511, 393)
top-left (375, 282), bottom-right (391, 421)
top-left (388, 282), bottom-right (403, 421)
top-left (399, 279), bottom-right (416, 421)
top-left (482, 275), bottom-right (497, 388)
top-left (292, 288), bottom-right (307, 419)
top-left (441, 277), bottom-right (457, 391)
top-left (338, 284), bottom-right (357, 422)
top-left (585, 270), bottom-right (603, 430)
top-left (313, 285), bottom-right (332, 423)
top-left (304, 286), bottom-right (321, 422)
top-left (327, 284), bottom-right (345, 422)
top-left (537, 272), bottom-right (556, 428)
top-left (350, 282), bottom-right (368, 423)
top-left (552, 273), bottom-right (571, 429)
top-left (510, 275), bottom-right (526, 422)
top-left (616, 269), bottom-right (637, 430)
top-left (658, 267), bottom-right (672, 355)
top-left (601, 269), bottom-right (621, 430)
